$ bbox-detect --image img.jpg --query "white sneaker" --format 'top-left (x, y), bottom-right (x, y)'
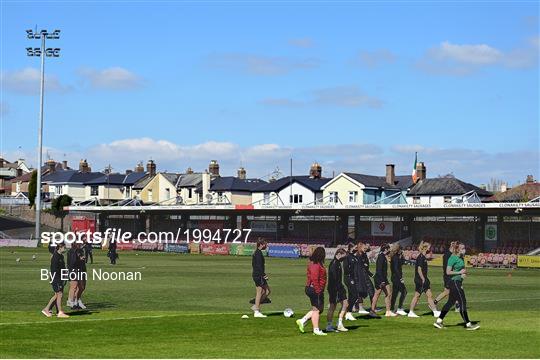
top-left (466, 323), bottom-right (480, 331)
top-left (408, 311), bottom-right (420, 318)
top-left (78, 300), bottom-right (86, 310)
top-left (385, 311), bottom-right (398, 317)
top-left (253, 311), bottom-right (267, 318)
top-left (337, 324), bottom-right (348, 332)
top-left (433, 310), bottom-right (441, 318)
top-left (433, 319), bottom-right (444, 329)
top-left (357, 307), bottom-right (370, 315)
top-left (396, 309), bottom-right (407, 316)
top-left (313, 328), bottom-right (327, 336)
top-left (66, 299), bottom-right (74, 307)
top-left (345, 312), bottom-right (356, 321)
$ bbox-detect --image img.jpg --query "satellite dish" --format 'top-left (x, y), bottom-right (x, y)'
top-left (176, 196), bottom-right (183, 204)
top-left (205, 194), bottom-right (213, 201)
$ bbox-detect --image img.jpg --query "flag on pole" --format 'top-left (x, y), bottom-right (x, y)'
top-left (412, 152), bottom-right (418, 183)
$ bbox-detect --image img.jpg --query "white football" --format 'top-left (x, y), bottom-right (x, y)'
top-left (283, 308), bottom-right (294, 318)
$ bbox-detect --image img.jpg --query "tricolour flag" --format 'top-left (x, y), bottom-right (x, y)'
top-left (412, 152), bottom-right (418, 183)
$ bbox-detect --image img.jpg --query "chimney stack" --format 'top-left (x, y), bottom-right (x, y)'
top-left (62, 160), bottom-right (68, 170)
top-left (135, 162), bottom-right (144, 173)
top-left (526, 175), bottom-right (535, 184)
top-left (46, 159), bottom-right (56, 173)
top-left (209, 160), bottom-right (220, 176)
top-left (237, 167), bottom-right (246, 180)
top-left (146, 160), bottom-right (156, 176)
top-left (79, 159), bottom-right (90, 173)
top-left (416, 162), bottom-right (426, 181)
top-left (202, 170), bottom-right (211, 202)
top-left (386, 164), bottom-right (395, 185)
top-left (309, 162), bottom-right (322, 179)
top-left (186, 167), bottom-right (194, 174)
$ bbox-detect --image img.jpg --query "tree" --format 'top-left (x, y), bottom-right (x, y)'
top-left (51, 194), bottom-right (73, 231)
top-left (28, 170), bottom-right (37, 208)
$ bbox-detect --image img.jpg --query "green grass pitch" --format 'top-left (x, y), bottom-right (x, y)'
top-left (1, 247), bottom-right (539, 358)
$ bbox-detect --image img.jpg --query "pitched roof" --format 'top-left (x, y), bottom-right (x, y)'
top-left (407, 177), bottom-right (492, 196)
top-left (133, 174), bottom-right (153, 190)
top-left (484, 182), bottom-right (540, 202)
top-left (42, 170), bottom-right (104, 184)
top-left (161, 173), bottom-right (181, 186)
top-left (344, 173), bottom-right (409, 190)
top-left (123, 172), bottom-right (148, 185)
top-left (210, 177), bottom-right (267, 192)
top-left (85, 173), bottom-right (127, 185)
top-left (253, 176), bottom-right (330, 193)
top-left (176, 173), bottom-right (203, 188)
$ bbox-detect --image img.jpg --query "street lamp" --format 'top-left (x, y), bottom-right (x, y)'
top-left (26, 28), bottom-right (61, 241)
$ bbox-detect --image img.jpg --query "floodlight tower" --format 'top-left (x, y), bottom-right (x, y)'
top-left (26, 28), bottom-right (61, 241)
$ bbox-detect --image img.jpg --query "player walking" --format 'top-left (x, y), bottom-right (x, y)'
top-left (434, 242), bottom-right (480, 330)
top-left (370, 244), bottom-right (397, 317)
top-left (296, 247), bottom-right (327, 336)
top-left (42, 242), bottom-right (69, 318)
top-left (408, 241), bottom-right (440, 318)
top-left (357, 242), bottom-right (375, 315)
top-left (434, 241), bottom-right (459, 311)
top-left (343, 243), bottom-right (359, 321)
top-left (251, 239), bottom-right (270, 318)
top-left (326, 248), bottom-right (349, 332)
top-left (390, 243), bottom-right (408, 315)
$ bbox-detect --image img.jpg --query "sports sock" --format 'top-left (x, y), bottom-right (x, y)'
top-left (301, 314), bottom-right (311, 324)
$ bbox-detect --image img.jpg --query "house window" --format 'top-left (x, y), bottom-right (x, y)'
top-left (444, 196), bottom-right (452, 203)
top-left (289, 194), bottom-right (303, 204)
top-left (165, 188), bottom-right (171, 199)
top-left (348, 191), bottom-right (358, 203)
top-left (55, 185), bottom-right (63, 195)
top-left (329, 191), bottom-right (338, 203)
top-left (217, 192), bottom-right (224, 203)
top-left (90, 186), bottom-right (98, 196)
top-left (188, 188), bottom-right (193, 198)
top-left (148, 189), bottom-right (153, 202)
top-left (413, 196), bottom-right (420, 204)
top-left (263, 193), bottom-right (270, 205)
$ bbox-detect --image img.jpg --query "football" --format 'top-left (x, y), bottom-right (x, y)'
top-left (283, 308), bottom-right (294, 318)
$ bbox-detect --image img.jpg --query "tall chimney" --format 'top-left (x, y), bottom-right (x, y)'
top-left (309, 162), bottom-right (322, 179)
top-left (526, 175), bottom-right (534, 183)
top-left (79, 159), bottom-right (90, 173)
top-left (46, 159), bottom-right (56, 173)
top-left (386, 164), bottom-right (395, 185)
top-left (146, 160), bottom-right (156, 176)
top-left (416, 162), bottom-right (426, 181)
top-left (186, 167), bottom-right (194, 174)
top-left (135, 162), bottom-right (144, 173)
top-left (62, 160), bottom-right (68, 170)
top-left (237, 167), bottom-right (246, 180)
top-left (209, 160), bottom-right (220, 176)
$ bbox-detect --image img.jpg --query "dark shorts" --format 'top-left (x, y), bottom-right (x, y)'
top-left (253, 275), bottom-right (267, 288)
top-left (374, 276), bottom-right (389, 290)
top-left (328, 286), bottom-right (347, 304)
top-left (305, 286), bottom-right (324, 311)
top-left (51, 281), bottom-right (64, 293)
top-left (415, 279), bottom-right (431, 293)
top-left (443, 275), bottom-right (451, 289)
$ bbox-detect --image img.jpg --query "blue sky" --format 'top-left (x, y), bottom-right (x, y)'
top-left (1, 1), bottom-right (538, 185)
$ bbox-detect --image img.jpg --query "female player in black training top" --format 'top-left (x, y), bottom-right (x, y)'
top-left (370, 244), bottom-right (397, 317)
top-left (434, 242), bottom-right (480, 330)
top-left (390, 243), bottom-right (408, 316)
top-left (408, 241), bottom-right (440, 318)
top-left (251, 238), bottom-right (270, 318)
top-left (357, 242), bottom-right (375, 315)
top-left (42, 242), bottom-right (69, 318)
top-left (343, 243), bottom-right (359, 321)
top-left (326, 248), bottom-right (349, 332)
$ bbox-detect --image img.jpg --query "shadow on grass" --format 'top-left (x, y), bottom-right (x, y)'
top-left (66, 310), bottom-right (97, 317)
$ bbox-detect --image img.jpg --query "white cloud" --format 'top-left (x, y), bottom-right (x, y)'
top-left (206, 53), bottom-right (320, 76)
top-left (78, 67), bottom-right (143, 90)
top-left (6, 139), bottom-right (536, 185)
top-left (418, 39), bottom-right (539, 75)
top-left (261, 86), bottom-right (383, 109)
top-left (1, 68), bottom-right (71, 95)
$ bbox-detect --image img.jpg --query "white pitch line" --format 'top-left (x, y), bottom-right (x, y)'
top-left (0, 311), bottom-right (241, 326)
